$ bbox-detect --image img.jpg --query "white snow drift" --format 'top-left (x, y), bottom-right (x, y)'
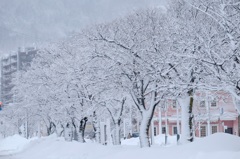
top-left (0, 133), bottom-right (239, 159)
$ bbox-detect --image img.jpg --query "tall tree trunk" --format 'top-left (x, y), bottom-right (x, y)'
top-left (71, 118), bottom-right (79, 141)
top-left (139, 91), bottom-right (158, 148)
top-left (92, 111), bottom-right (100, 143)
top-left (178, 97), bottom-right (190, 143)
top-left (139, 110), bottom-right (154, 148)
top-left (47, 122), bottom-right (56, 136)
top-left (178, 89), bottom-right (194, 143)
top-left (64, 123), bottom-right (73, 142)
top-left (79, 117), bottom-right (88, 143)
top-left (106, 98), bottom-right (126, 145)
top-left (114, 120), bottom-right (121, 145)
top-left (131, 81), bottom-right (160, 148)
top-left (188, 89), bottom-right (194, 142)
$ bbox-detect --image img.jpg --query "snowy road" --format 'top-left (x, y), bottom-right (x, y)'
top-left (0, 155), bottom-right (15, 159)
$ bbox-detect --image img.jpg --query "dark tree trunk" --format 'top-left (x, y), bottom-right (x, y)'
top-left (188, 89), bottom-right (194, 142)
top-left (47, 122), bottom-right (56, 135)
top-left (79, 117), bottom-right (88, 143)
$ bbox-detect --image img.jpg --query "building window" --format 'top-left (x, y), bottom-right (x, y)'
top-left (172, 100), bottom-right (177, 108)
top-left (211, 126), bottom-right (218, 134)
top-left (154, 127), bottom-right (157, 136)
top-left (225, 128), bottom-right (233, 134)
top-left (173, 126), bottom-right (178, 135)
top-left (200, 101), bottom-right (205, 108)
top-left (162, 127), bottom-right (166, 134)
top-left (200, 126), bottom-right (206, 137)
top-left (211, 99), bottom-right (217, 107)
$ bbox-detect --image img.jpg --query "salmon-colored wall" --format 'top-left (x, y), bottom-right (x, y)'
top-left (152, 91), bottom-right (239, 137)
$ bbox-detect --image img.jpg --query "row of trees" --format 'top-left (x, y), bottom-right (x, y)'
top-left (0, 0), bottom-right (239, 147)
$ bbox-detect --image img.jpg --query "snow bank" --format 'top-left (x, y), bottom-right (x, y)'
top-left (161, 133), bottom-right (240, 159)
top-left (0, 134), bottom-right (30, 155)
top-left (2, 133), bottom-right (240, 159)
top-left (190, 133), bottom-right (240, 152)
top-left (121, 137), bottom-right (140, 145)
top-left (15, 136), bottom-right (121, 159)
top-left (154, 134), bottom-right (178, 146)
top-left (121, 134), bottom-right (178, 146)
top-left (107, 133), bottom-right (240, 159)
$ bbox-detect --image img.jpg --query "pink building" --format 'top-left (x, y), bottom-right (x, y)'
top-left (151, 91), bottom-right (240, 137)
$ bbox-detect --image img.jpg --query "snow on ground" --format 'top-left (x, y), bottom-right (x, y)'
top-left (0, 133), bottom-right (240, 159)
top-left (121, 134), bottom-right (178, 146)
top-left (0, 134), bottom-right (30, 155)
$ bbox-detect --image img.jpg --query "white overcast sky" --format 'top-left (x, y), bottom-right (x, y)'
top-left (0, 0), bottom-right (167, 53)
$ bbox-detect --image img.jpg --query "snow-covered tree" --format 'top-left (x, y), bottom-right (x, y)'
top-left (81, 8), bottom-right (188, 147)
top-left (193, 0), bottom-right (239, 101)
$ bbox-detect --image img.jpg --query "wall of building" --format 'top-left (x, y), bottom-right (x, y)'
top-left (151, 91), bottom-right (239, 137)
top-left (0, 47), bottom-right (37, 106)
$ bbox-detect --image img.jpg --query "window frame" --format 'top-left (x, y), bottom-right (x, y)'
top-left (162, 127), bottom-right (166, 134)
top-left (172, 126), bottom-right (178, 135)
top-left (200, 125), bottom-right (207, 137)
top-left (210, 99), bottom-right (217, 107)
top-left (211, 125), bottom-right (218, 134)
top-left (154, 127), bottom-right (157, 136)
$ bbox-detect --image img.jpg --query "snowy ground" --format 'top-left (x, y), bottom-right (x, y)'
top-left (0, 133), bottom-right (240, 159)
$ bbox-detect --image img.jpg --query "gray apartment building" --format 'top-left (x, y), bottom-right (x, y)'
top-left (0, 47), bottom-right (37, 107)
